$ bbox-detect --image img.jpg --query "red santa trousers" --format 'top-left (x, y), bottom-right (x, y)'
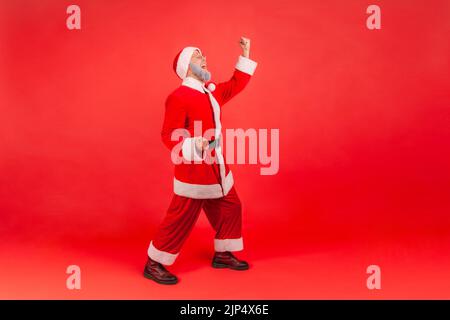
top-left (147, 186), bottom-right (243, 265)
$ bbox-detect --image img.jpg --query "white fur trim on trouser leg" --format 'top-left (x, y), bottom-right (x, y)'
top-left (235, 55), bottom-right (258, 75)
top-left (214, 237), bottom-right (244, 252)
top-left (147, 241), bottom-right (179, 266)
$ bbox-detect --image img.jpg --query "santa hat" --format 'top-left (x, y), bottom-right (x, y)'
top-left (173, 46), bottom-right (201, 80)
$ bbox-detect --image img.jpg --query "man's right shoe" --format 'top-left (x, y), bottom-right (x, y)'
top-left (212, 251), bottom-right (249, 271)
top-left (143, 257), bottom-right (178, 285)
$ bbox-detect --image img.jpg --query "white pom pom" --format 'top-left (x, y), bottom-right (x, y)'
top-left (207, 83), bottom-right (216, 92)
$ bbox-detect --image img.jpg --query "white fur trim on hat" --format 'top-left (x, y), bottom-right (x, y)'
top-left (176, 47), bottom-right (201, 80)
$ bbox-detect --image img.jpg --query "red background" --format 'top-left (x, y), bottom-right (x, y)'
top-left (1, 0), bottom-right (449, 299)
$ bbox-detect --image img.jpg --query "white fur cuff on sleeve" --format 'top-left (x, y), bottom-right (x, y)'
top-left (235, 55), bottom-right (258, 75)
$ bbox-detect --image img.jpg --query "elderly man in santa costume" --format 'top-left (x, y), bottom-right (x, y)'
top-left (144, 37), bottom-right (257, 285)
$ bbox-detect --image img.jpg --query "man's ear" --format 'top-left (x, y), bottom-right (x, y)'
top-left (186, 62), bottom-right (193, 76)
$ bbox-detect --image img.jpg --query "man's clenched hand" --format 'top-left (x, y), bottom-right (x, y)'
top-left (239, 36), bottom-right (250, 58)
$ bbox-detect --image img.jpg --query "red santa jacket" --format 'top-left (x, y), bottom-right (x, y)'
top-left (161, 55), bottom-right (257, 199)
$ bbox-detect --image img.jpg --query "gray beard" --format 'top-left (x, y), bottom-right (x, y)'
top-left (189, 62), bottom-right (211, 82)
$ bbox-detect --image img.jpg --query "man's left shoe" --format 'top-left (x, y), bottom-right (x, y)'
top-left (212, 251), bottom-right (249, 271)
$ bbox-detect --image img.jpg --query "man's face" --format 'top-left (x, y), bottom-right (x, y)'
top-left (190, 49), bottom-right (208, 72)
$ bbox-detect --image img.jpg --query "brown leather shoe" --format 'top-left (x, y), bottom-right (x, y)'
top-left (143, 257), bottom-right (178, 285)
top-left (212, 251), bottom-right (249, 271)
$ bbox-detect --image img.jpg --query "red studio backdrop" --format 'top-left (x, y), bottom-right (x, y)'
top-left (1, 0), bottom-right (449, 299)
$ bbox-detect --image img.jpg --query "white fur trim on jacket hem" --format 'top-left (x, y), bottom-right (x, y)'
top-left (214, 237), bottom-right (244, 252)
top-left (173, 171), bottom-right (234, 199)
top-left (182, 137), bottom-right (206, 162)
top-left (235, 56), bottom-right (258, 75)
top-left (147, 241), bottom-right (179, 266)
